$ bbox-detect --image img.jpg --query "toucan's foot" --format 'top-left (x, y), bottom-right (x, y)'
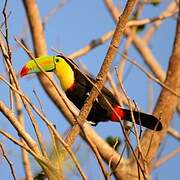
top-left (87, 121), bottom-right (97, 126)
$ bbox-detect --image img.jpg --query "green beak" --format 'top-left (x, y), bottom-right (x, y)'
top-left (20, 56), bottom-right (55, 77)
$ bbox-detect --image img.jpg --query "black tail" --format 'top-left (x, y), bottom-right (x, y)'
top-left (123, 109), bottom-right (162, 131)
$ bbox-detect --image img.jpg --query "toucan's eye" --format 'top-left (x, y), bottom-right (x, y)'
top-left (55, 58), bottom-right (60, 63)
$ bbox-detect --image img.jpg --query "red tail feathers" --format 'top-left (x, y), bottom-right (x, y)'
top-left (111, 106), bottom-right (162, 131)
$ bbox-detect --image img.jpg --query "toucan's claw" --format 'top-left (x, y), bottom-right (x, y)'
top-left (87, 121), bottom-right (97, 126)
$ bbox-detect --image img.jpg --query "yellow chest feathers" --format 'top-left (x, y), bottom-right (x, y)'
top-left (54, 60), bottom-right (75, 91)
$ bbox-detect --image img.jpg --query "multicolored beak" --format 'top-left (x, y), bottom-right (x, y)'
top-left (20, 56), bottom-right (56, 77)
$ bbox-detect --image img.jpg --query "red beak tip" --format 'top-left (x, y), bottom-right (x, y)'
top-left (20, 66), bottom-right (29, 77)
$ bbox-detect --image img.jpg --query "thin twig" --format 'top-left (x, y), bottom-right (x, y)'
top-left (108, 137), bottom-right (122, 175)
top-left (68, 30), bottom-right (114, 59)
top-left (1, 3), bottom-right (33, 178)
top-left (0, 101), bottom-right (40, 153)
top-left (0, 130), bottom-right (35, 156)
top-left (115, 68), bottom-right (148, 179)
top-left (0, 143), bottom-right (17, 180)
top-left (113, 47), bottom-right (180, 98)
top-left (0, 74), bottom-right (87, 180)
top-left (128, 10), bottom-right (178, 27)
top-left (143, 2), bottom-right (178, 43)
top-left (107, 72), bottom-right (124, 107)
top-left (43, 0), bottom-right (68, 27)
top-left (109, 132), bottom-right (130, 176)
top-left (167, 127), bottom-right (180, 141)
top-left (2, 0), bottom-right (12, 60)
top-left (1, 0), bottom-right (14, 112)
top-left (33, 89), bottom-right (46, 117)
top-left (152, 147), bottom-right (180, 169)
top-left (0, 40), bottom-right (48, 160)
top-left (0, 130), bottom-right (57, 174)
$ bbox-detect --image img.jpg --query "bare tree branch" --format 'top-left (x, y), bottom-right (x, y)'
top-left (0, 143), bottom-right (17, 180)
top-left (168, 127), bottom-right (180, 140)
top-left (152, 147), bottom-right (180, 169)
top-left (129, 12), bottom-right (180, 179)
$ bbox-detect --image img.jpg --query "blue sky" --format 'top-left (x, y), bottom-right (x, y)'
top-left (0, 0), bottom-right (179, 179)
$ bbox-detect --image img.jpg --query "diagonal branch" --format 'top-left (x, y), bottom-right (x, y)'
top-left (0, 143), bottom-right (17, 180)
top-left (72, 1), bottom-right (138, 179)
top-left (76, 0), bottom-right (137, 125)
top-left (0, 101), bottom-right (40, 154)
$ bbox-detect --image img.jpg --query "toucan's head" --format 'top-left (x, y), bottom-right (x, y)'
top-left (20, 55), bottom-right (65, 77)
top-left (20, 55), bottom-right (75, 91)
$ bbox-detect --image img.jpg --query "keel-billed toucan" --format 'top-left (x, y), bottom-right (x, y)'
top-left (20, 55), bottom-right (162, 131)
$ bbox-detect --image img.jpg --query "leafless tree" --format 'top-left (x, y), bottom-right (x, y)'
top-left (0, 0), bottom-right (179, 179)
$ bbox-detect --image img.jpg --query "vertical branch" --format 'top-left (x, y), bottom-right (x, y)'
top-left (1, 1), bottom-right (33, 179)
top-left (2, 0), bottom-right (13, 111)
top-left (129, 10), bottom-right (180, 179)
top-left (77, 0), bottom-right (137, 124)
